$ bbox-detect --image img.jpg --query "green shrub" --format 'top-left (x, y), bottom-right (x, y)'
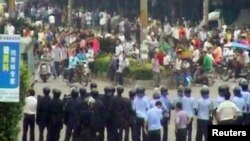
top-left (92, 53), bottom-right (111, 75)
top-left (99, 37), bottom-right (116, 53)
top-left (0, 63), bottom-right (30, 141)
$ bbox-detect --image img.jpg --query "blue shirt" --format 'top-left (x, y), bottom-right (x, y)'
top-left (133, 97), bottom-right (150, 119)
top-left (182, 96), bottom-right (195, 118)
top-left (241, 91), bottom-right (250, 113)
top-left (146, 107), bottom-right (163, 131)
top-left (195, 98), bottom-right (213, 120)
top-left (231, 96), bottom-right (245, 116)
top-left (173, 96), bottom-right (184, 108)
top-left (77, 52), bottom-right (87, 61)
top-left (214, 96), bottom-right (225, 109)
top-left (68, 56), bottom-right (79, 69)
top-left (160, 95), bottom-right (172, 111)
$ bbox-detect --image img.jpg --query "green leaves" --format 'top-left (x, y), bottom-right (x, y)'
top-left (0, 63), bottom-right (29, 141)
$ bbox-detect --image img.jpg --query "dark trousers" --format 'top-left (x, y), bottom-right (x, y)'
top-left (38, 124), bottom-right (48, 141)
top-left (135, 117), bottom-right (147, 141)
top-left (54, 61), bottom-right (61, 77)
top-left (236, 116), bottom-right (243, 125)
top-left (47, 126), bottom-right (61, 141)
top-left (176, 128), bottom-right (187, 141)
top-left (187, 118), bottom-right (193, 141)
top-left (94, 128), bottom-right (105, 141)
top-left (114, 127), bottom-right (124, 141)
top-left (161, 117), bottom-right (169, 141)
top-left (107, 125), bottom-right (116, 141)
top-left (68, 68), bottom-right (74, 83)
top-left (196, 119), bottom-right (209, 141)
top-left (116, 72), bottom-right (124, 85)
top-left (22, 114), bottom-right (35, 141)
top-left (148, 130), bottom-right (161, 141)
top-left (243, 113), bottom-right (250, 125)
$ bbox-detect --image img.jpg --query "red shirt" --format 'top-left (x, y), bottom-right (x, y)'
top-left (156, 52), bottom-right (164, 65)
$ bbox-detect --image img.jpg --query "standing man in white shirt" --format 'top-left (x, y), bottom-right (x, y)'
top-left (22, 89), bottom-right (37, 141)
top-left (144, 101), bottom-right (163, 141)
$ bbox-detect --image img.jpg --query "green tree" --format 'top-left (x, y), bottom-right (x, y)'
top-left (0, 64), bottom-right (30, 141)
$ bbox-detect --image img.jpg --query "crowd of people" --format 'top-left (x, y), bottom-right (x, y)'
top-left (22, 78), bottom-right (250, 141)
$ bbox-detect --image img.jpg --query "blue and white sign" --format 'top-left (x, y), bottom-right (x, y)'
top-left (0, 34), bottom-right (20, 102)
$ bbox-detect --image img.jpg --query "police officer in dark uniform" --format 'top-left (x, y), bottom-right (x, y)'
top-left (73, 87), bottom-right (88, 141)
top-left (101, 86), bottom-right (115, 141)
top-left (110, 86), bottom-right (127, 141)
top-left (240, 80), bottom-right (250, 125)
top-left (64, 88), bottom-right (81, 141)
top-left (47, 89), bottom-right (64, 141)
top-left (36, 87), bottom-right (51, 141)
top-left (232, 86), bottom-right (245, 125)
top-left (90, 89), bottom-right (105, 141)
top-left (125, 89), bottom-right (136, 141)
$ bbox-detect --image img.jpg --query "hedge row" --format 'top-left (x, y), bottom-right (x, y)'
top-left (92, 54), bottom-right (170, 80)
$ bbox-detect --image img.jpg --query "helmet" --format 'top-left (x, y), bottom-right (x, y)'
top-left (52, 88), bottom-right (61, 98)
top-left (241, 80), bottom-right (249, 91)
top-left (136, 86), bottom-right (144, 94)
top-left (91, 88), bottom-right (99, 98)
top-left (90, 83), bottom-right (97, 89)
top-left (153, 92), bottom-right (160, 99)
top-left (201, 85), bottom-right (209, 95)
top-left (79, 87), bottom-right (87, 96)
top-left (71, 88), bottom-right (79, 98)
top-left (116, 86), bottom-right (124, 95)
top-left (160, 87), bottom-right (168, 93)
top-left (233, 86), bottom-right (241, 96)
top-left (184, 87), bottom-right (191, 94)
top-left (43, 87), bottom-right (50, 95)
top-left (104, 86), bottom-right (110, 94)
top-left (129, 89), bottom-right (136, 99)
top-left (239, 78), bottom-right (247, 86)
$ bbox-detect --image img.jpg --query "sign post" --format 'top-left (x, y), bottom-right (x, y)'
top-left (0, 34), bottom-right (21, 102)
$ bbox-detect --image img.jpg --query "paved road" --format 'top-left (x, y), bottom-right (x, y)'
top-left (18, 77), bottom-right (237, 141)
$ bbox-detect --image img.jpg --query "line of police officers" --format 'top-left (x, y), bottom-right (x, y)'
top-left (34, 79), bottom-right (250, 141)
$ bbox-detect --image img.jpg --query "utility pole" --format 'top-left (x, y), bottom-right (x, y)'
top-left (67, 0), bottom-right (72, 26)
top-left (203, 0), bottom-right (209, 26)
top-left (8, 0), bottom-right (15, 18)
top-left (140, 0), bottom-right (148, 41)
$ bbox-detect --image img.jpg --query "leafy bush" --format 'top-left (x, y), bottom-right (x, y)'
top-left (99, 37), bottom-right (116, 53)
top-left (0, 64), bottom-right (30, 141)
top-left (92, 53), bottom-right (111, 75)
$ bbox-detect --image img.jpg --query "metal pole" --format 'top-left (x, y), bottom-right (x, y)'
top-left (8, 0), bottom-right (15, 18)
top-left (68, 0), bottom-right (72, 26)
top-left (203, 0), bottom-right (209, 26)
top-left (140, 0), bottom-right (148, 42)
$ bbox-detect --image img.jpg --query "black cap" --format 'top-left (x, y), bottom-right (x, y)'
top-left (201, 86), bottom-right (209, 94)
top-left (136, 86), bottom-right (144, 93)
top-left (104, 86), bottom-right (110, 94)
top-left (91, 88), bottom-right (99, 98)
top-left (43, 87), bottom-right (50, 95)
top-left (233, 86), bottom-right (241, 94)
top-left (129, 89), bottom-right (136, 99)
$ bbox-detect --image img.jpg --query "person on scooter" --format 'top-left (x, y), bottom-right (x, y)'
top-left (68, 51), bottom-right (80, 84)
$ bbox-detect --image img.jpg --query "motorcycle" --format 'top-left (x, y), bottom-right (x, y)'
top-left (221, 66), bottom-right (250, 81)
top-left (193, 65), bottom-right (214, 86)
top-left (39, 62), bottom-right (51, 82)
top-left (69, 61), bottom-right (90, 86)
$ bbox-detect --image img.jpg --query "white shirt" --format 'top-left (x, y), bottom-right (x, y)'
top-left (192, 49), bottom-right (200, 63)
top-left (23, 96), bottom-right (37, 115)
top-left (86, 49), bottom-right (94, 62)
top-left (5, 25), bottom-right (15, 35)
top-left (115, 44), bottom-right (124, 60)
top-left (203, 41), bottom-right (213, 51)
top-left (99, 12), bottom-right (107, 25)
top-left (48, 15), bottom-right (55, 24)
top-left (216, 100), bottom-right (240, 121)
top-left (175, 59), bottom-right (182, 70)
top-left (243, 51), bottom-right (250, 64)
top-left (163, 55), bottom-right (171, 66)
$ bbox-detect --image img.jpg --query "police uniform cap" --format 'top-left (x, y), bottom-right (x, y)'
top-left (129, 89), bottom-right (136, 97)
top-left (91, 88), bottom-right (99, 95)
top-left (241, 80), bottom-right (248, 87)
top-left (43, 87), bottom-right (50, 95)
top-left (136, 86), bottom-right (144, 93)
top-left (177, 87), bottom-right (184, 93)
top-left (104, 86), bottom-right (110, 93)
